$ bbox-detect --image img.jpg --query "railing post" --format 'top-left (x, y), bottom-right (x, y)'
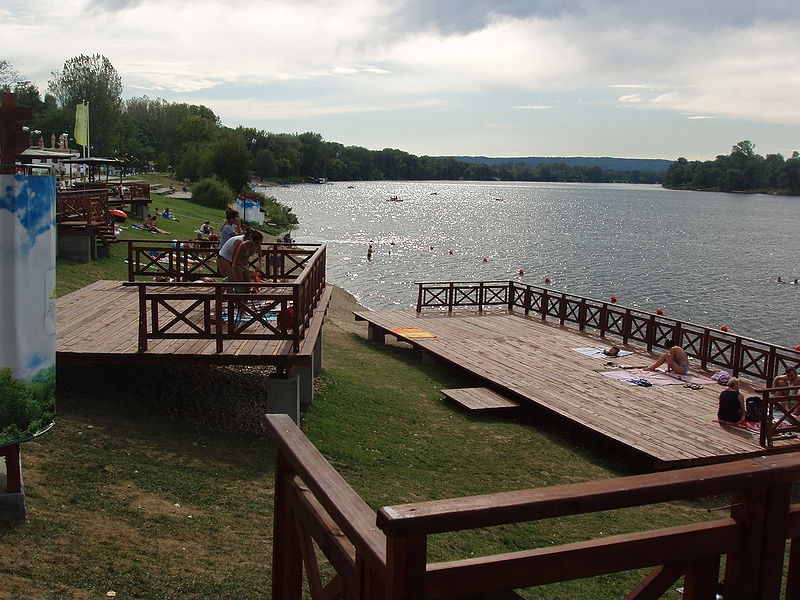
top-left (681, 555), bottom-right (719, 600)
top-left (578, 298), bottom-right (587, 332)
top-left (507, 281), bottom-right (514, 312)
top-left (448, 283), bottom-right (454, 312)
top-left (732, 336), bottom-right (742, 378)
top-left (559, 294), bottom-right (567, 325)
top-left (272, 451), bottom-right (303, 600)
top-left (416, 284), bottom-right (423, 312)
top-left (384, 536), bottom-right (427, 600)
top-left (478, 281), bottom-right (484, 312)
top-left (293, 283), bottom-right (301, 351)
top-left (524, 285), bottom-right (531, 316)
top-left (700, 328), bottom-right (710, 371)
top-left (540, 288), bottom-right (548, 320)
top-left (127, 241), bottom-right (134, 282)
top-left (599, 302), bottom-right (607, 338)
top-left (137, 285), bottom-right (148, 352)
top-left (646, 314), bottom-right (656, 352)
top-left (215, 286), bottom-right (224, 354)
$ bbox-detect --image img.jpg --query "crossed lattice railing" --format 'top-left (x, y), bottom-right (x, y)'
top-left (128, 244), bottom-right (326, 353)
top-left (416, 280), bottom-right (800, 387)
top-left (125, 240), bottom-right (323, 283)
top-left (264, 413), bottom-right (800, 600)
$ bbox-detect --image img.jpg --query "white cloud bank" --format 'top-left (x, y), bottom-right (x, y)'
top-left (3, 0), bottom-right (800, 141)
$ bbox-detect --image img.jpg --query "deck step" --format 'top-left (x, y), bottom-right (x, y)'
top-left (441, 387), bottom-right (521, 412)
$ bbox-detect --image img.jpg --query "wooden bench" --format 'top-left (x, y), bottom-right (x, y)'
top-left (441, 387), bottom-right (521, 413)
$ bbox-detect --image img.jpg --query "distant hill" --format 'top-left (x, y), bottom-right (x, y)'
top-left (447, 156), bottom-right (672, 173)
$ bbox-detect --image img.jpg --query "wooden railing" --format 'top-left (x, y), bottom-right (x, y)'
top-left (756, 385), bottom-right (800, 448)
top-left (416, 280), bottom-right (800, 386)
top-left (264, 414), bottom-right (800, 600)
top-left (125, 240), bottom-right (323, 283)
top-left (127, 244), bottom-right (326, 353)
top-left (56, 188), bottom-right (113, 227)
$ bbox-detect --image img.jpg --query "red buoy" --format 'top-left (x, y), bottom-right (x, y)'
top-left (720, 325), bottom-right (729, 332)
top-left (483, 257), bottom-right (488, 262)
top-left (656, 308), bottom-right (664, 315)
top-left (610, 295), bottom-right (617, 303)
top-left (518, 269), bottom-right (525, 275)
top-left (544, 277), bottom-right (551, 284)
top-left (795, 345), bottom-right (800, 351)
top-left (449, 250), bottom-right (453, 255)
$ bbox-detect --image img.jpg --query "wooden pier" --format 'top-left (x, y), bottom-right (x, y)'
top-left (356, 285), bottom-right (800, 469)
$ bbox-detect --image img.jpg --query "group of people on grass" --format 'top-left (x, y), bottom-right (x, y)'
top-left (644, 346), bottom-right (800, 425)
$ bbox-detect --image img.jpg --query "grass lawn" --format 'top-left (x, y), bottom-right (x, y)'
top-left (0, 209), bottom-right (759, 599)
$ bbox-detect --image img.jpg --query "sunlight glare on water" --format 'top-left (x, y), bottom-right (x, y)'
top-left (264, 181), bottom-right (800, 348)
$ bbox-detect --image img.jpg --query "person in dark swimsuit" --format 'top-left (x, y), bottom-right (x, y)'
top-left (717, 378), bottom-right (745, 423)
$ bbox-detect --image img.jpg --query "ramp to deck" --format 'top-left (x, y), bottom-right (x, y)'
top-left (355, 308), bottom-right (798, 468)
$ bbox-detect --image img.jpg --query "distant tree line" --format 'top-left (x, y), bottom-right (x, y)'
top-left (664, 141), bottom-right (800, 195)
top-left (3, 55), bottom-right (664, 188)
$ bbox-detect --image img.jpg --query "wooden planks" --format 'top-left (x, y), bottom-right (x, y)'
top-left (441, 387), bottom-right (520, 412)
top-left (57, 280), bottom-right (328, 367)
top-left (354, 309), bottom-right (800, 468)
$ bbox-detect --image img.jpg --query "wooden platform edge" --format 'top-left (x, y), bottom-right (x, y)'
top-left (441, 387), bottom-right (522, 413)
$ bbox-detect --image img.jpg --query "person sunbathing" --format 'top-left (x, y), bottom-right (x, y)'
top-left (142, 214), bottom-right (171, 235)
top-left (645, 346), bottom-right (689, 375)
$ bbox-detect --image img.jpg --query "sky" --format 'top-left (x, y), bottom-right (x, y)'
top-left (2, 0), bottom-right (800, 160)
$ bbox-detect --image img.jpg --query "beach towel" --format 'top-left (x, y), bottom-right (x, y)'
top-left (600, 368), bottom-right (715, 386)
top-left (713, 418), bottom-right (797, 437)
top-left (572, 346), bottom-right (633, 359)
top-left (389, 327), bottom-right (437, 338)
top-left (131, 223), bottom-right (168, 234)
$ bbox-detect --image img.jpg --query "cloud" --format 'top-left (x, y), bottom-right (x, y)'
top-left (514, 105), bottom-right (553, 110)
top-left (688, 115), bottom-right (715, 120)
top-left (3, 0), bottom-right (800, 149)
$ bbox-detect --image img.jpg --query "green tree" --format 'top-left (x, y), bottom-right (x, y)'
top-left (212, 130), bottom-right (251, 192)
top-left (0, 59), bottom-right (22, 88)
top-left (48, 54), bottom-right (123, 155)
top-left (191, 177), bottom-right (235, 209)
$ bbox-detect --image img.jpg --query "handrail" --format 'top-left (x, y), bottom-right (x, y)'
top-left (376, 453), bottom-right (800, 537)
top-left (415, 280), bottom-right (800, 387)
top-left (265, 414), bottom-right (800, 600)
top-left (263, 415), bottom-right (387, 571)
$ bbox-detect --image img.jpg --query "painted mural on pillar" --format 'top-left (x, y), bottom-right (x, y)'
top-left (0, 174), bottom-right (56, 446)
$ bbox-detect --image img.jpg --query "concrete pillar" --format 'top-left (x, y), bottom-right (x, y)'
top-left (57, 232), bottom-right (93, 262)
top-left (297, 364), bottom-right (314, 408)
top-left (266, 373), bottom-right (300, 424)
top-left (313, 330), bottom-right (323, 376)
top-left (0, 446), bottom-right (25, 521)
top-left (367, 323), bottom-right (385, 344)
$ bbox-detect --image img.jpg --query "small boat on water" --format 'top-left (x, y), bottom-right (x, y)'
top-left (388, 196), bottom-right (402, 202)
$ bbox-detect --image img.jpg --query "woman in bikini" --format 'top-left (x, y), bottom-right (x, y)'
top-left (645, 346), bottom-right (690, 375)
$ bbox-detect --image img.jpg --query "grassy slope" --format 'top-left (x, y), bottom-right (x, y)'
top-left (3, 210), bottom-right (723, 598)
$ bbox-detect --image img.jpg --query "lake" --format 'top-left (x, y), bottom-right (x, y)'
top-left (263, 180), bottom-right (800, 349)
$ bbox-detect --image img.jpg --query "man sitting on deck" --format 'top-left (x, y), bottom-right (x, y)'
top-left (645, 346), bottom-right (690, 375)
top-left (772, 366), bottom-right (800, 415)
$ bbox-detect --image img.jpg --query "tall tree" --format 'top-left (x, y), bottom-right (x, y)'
top-left (48, 54), bottom-right (123, 156)
top-left (0, 59), bottom-right (22, 88)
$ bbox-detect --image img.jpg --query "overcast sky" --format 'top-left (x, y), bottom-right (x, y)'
top-left (3, 0), bottom-right (799, 160)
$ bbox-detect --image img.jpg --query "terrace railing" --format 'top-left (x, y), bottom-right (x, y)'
top-left (416, 280), bottom-right (800, 386)
top-left (56, 188), bottom-right (113, 227)
top-left (125, 240), bottom-right (324, 283)
top-left (756, 384), bottom-right (800, 447)
top-left (264, 413), bottom-right (800, 600)
top-left (127, 244), bottom-right (326, 353)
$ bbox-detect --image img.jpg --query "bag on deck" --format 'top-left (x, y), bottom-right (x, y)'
top-left (745, 396), bottom-right (762, 422)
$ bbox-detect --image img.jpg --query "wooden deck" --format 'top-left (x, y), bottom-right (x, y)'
top-left (355, 308), bottom-right (800, 468)
top-left (58, 280), bottom-right (331, 367)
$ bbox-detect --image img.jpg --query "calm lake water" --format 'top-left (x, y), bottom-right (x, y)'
top-left (264, 181), bottom-right (800, 349)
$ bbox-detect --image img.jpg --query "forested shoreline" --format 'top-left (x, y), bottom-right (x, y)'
top-left (664, 140), bottom-right (800, 195)
top-left (3, 55), bottom-right (664, 188)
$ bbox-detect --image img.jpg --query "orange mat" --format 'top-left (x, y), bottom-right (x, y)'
top-left (389, 327), bottom-right (437, 338)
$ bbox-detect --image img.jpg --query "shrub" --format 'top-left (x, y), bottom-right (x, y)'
top-left (191, 177), bottom-right (235, 209)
